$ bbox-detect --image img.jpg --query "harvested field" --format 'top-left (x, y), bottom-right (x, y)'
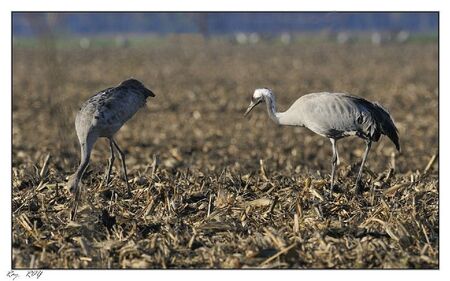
top-left (12, 37), bottom-right (438, 268)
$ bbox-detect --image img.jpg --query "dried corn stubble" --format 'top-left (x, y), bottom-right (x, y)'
top-left (12, 37), bottom-right (437, 268)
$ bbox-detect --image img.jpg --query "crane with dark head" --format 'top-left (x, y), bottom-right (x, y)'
top-left (68, 78), bottom-right (155, 220)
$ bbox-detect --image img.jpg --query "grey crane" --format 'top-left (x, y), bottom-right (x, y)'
top-left (244, 88), bottom-right (400, 194)
top-left (67, 78), bottom-right (155, 220)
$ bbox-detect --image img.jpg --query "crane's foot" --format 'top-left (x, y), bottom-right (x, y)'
top-left (124, 183), bottom-right (133, 199)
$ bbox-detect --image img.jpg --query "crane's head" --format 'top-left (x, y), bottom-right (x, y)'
top-left (244, 88), bottom-right (272, 116)
top-left (120, 78), bottom-right (156, 98)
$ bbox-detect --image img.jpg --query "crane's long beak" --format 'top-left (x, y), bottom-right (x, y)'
top-left (244, 100), bottom-right (261, 117)
top-left (145, 88), bottom-right (156, 97)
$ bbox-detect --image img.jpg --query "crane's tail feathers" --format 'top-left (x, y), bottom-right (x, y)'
top-left (373, 102), bottom-right (401, 152)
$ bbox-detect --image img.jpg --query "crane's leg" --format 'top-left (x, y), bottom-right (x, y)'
top-left (329, 138), bottom-right (339, 196)
top-left (70, 133), bottom-right (96, 220)
top-left (355, 140), bottom-right (372, 194)
top-left (111, 139), bottom-right (132, 197)
top-left (103, 139), bottom-right (115, 188)
top-left (335, 144), bottom-right (340, 166)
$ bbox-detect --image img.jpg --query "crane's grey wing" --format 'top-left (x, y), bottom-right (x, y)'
top-left (288, 92), bottom-right (400, 150)
top-left (77, 86), bottom-right (147, 137)
top-left (285, 92), bottom-right (364, 138)
top-left (75, 88), bottom-right (114, 140)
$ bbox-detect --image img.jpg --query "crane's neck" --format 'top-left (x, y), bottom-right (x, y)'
top-left (263, 93), bottom-right (304, 127)
top-left (263, 94), bottom-right (281, 125)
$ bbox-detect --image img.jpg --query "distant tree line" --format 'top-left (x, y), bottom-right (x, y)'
top-left (13, 12), bottom-right (438, 37)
